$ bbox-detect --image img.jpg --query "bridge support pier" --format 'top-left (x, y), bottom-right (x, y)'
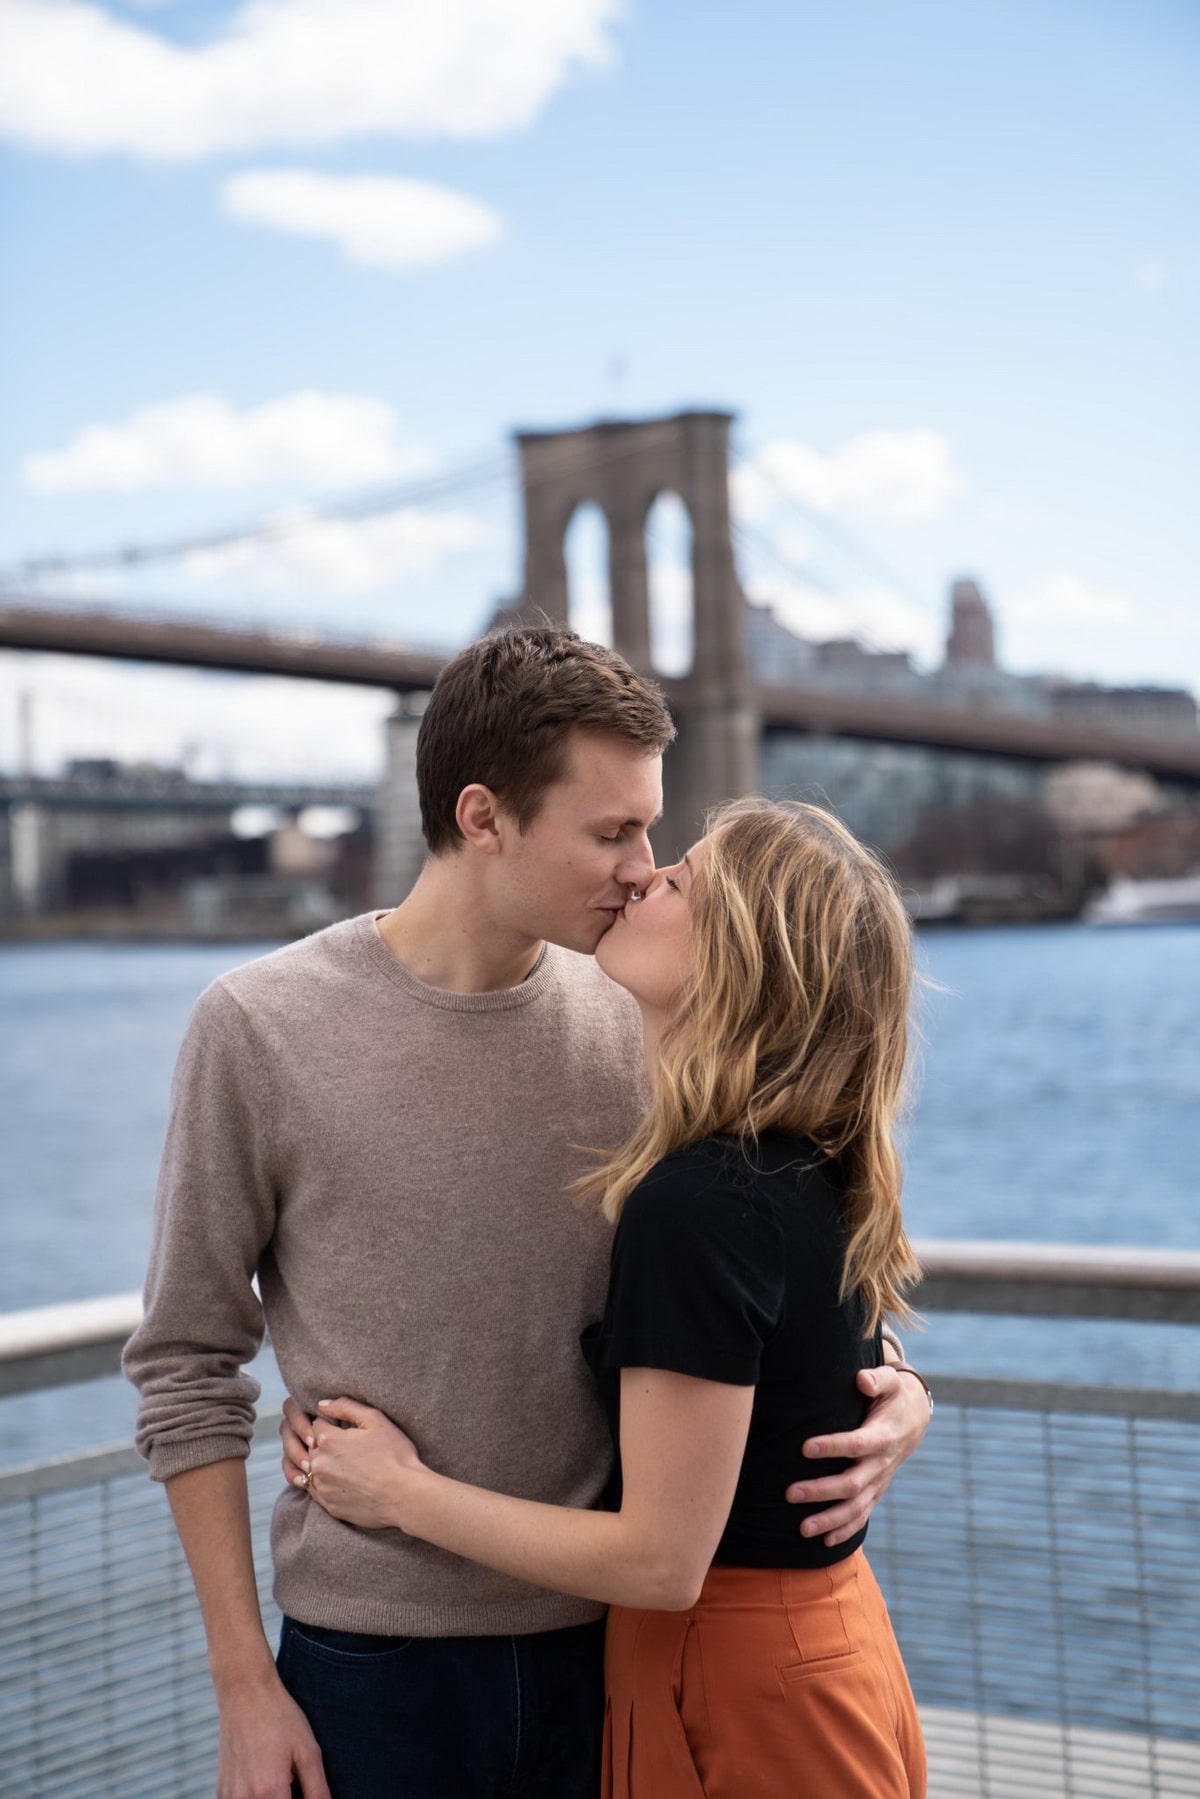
top-left (0, 808), bottom-right (15, 918)
top-left (7, 805), bottom-right (52, 914)
top-left (374, 699), bottom-right (427, 906)
top-left (660, 699), bottom-right (761, 860)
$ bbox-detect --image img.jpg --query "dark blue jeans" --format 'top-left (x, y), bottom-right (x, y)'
top-left (277, 1614), bottom-right (606, 1799)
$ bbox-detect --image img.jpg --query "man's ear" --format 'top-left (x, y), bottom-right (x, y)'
top-left (455, 784), bottom-right (505, 854)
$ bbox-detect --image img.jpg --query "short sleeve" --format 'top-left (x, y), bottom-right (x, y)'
top-left (598, 1151), bottom-right (786, 1386)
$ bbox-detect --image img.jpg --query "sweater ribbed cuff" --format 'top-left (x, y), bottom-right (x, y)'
top-left (148, 1434), bottom-right (252, 1483)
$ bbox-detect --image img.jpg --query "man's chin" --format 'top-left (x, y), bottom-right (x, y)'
top-left (534, 916), bottom-right (612, 957)
top-left (584, 918), bottom-right (616, 956)
top-left (577, 915), bottom-right (617, 957)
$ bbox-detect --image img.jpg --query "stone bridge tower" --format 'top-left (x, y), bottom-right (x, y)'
top-left (513, 410), bottom-right (760, 857)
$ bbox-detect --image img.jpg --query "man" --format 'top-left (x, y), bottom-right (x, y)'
top-left (125, 627), bottom-right (930, 1799)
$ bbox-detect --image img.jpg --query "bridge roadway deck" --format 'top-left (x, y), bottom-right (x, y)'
top-left (4, 601), bottom-right (1200, 783)
top-left (0, 774), bottom-right (375, 812)
top-left (0, 599), bottom-right (448, 691)
top-left (754, 678), bottom-right (1200, 780)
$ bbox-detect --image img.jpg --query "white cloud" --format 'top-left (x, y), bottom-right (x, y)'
top-left (0, 0), bottom-right (623, 161)
top-left (23, 391), bottom-right (432, 493)
top-left (772, 524), bottom-right (816, 568)
top-left (973, 573), bottom-right (1200, 693)
top-left (729, 462), bottom-right (776, 526)
top-left (744, 430), bottom-right (965, 523)
top-left (222, 170), bottom-right (502, 269)
top-left (184, 506), bottom-right (490, 595)
top-left (1136, 262), bottom-right (1169, 291)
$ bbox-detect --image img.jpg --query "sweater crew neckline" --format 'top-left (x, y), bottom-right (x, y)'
top-left (354, 911), bottom-right (555, 1012)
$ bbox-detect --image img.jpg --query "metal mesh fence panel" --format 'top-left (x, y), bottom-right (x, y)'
top-left (871, 1396), bottom-right (1200, 1798)
top-left (2, 1392), bottom-right (1198, 1797)
top-left (0, 1430), bottom-right (283, 1799)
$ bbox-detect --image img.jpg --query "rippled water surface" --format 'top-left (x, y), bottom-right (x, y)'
top-left (2, 923), bottom-right (1198, 1460)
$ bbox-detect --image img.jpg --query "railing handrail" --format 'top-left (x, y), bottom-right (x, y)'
top-left (915, 1240), bottom-right (1200, 1286)
top-left (0, 1290), bottom-right (142, 1357)
top-left (0, 1291), bottom-right (142, 1397)
top-left (913, 1240), bottom-right (1200, 1324)
top-left (3, 1240), bottom-right (1199, 1399)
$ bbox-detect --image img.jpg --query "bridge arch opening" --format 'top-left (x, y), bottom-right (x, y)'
top-left (564, 502), bottom-right (613, 648)
top-left (645, 491), bottom-right (694, 677)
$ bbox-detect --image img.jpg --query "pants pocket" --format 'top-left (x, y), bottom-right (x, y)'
top-left (776, 1559), bottom-right (871, 1685)
top-left (777, 1646), bottom-right (866, 1685)
top-left (283, 1618), bottom-right (417, 1665)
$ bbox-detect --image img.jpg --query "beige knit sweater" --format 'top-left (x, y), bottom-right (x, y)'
top-left (123, 914), bottom-right (646, 1637)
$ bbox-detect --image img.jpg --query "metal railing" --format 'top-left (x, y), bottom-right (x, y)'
top-left (2, 1243), bottom-right (1199, 1799)
top-left (0, 1423), bottom-right (284, 1799)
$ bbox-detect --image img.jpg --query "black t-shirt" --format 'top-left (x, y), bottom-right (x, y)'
top-left (580, 1130), bottom-right (882, 1568)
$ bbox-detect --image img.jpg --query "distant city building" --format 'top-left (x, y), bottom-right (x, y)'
top-left (758, 732), bottom-right (1043, 855)
top-left (746, 595), bottom-right (1043, 851)
top-left (742, 577), bottom-right (1196, 855)
top-left (815, 639), bottom-right (915, 683)
top-left (1048, 681), bottom-right (1198, 738)
top-left (929, 582), bottom-right (1048, 716)
top-left (1089, 812), bottom-right (1200, 881)
top-left (0, 760), bottom-right (372, 923)
top-left (745, 605), bottom-right (918, 695)
top-left (743, 605), bottom-right (820, 686)
top-left (944, 580), bottom-right (996, 669)
top-left (62, 756), bottom-right (194, 791)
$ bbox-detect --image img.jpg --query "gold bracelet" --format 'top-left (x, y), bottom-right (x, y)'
top-left (892, 1362), bottom-right (934, 1415)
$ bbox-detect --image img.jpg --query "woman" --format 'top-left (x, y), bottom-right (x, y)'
top-left (286, 799), bottom-right (927, 1797)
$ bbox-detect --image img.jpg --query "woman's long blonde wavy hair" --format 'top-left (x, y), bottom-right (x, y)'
top-left (577, 798), bottom-right (920, 1332)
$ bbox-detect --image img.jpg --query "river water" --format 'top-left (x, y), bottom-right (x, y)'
top-left (2, 922), bottom-right (1198, 1466)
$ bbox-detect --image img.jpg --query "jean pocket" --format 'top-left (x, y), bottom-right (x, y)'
top-left (286, 1619), bottom-right (418, 1665)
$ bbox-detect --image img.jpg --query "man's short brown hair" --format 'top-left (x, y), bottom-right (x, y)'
top-left (417, 626), bottom-right (676, 854)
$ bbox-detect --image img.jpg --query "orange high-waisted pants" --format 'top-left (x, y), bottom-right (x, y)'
top-left (602, 1551), bottom-right (926, 1798)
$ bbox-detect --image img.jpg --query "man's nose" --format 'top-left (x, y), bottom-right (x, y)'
top-left (618, 837), bottom-right (656, 889)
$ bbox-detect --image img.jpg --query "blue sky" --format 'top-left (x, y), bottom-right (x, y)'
top-left (0, 0), bottom-right (1196, 778)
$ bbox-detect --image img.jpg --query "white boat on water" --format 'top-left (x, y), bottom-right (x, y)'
top-left (1084, 873), bottom-right (1200, 925)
